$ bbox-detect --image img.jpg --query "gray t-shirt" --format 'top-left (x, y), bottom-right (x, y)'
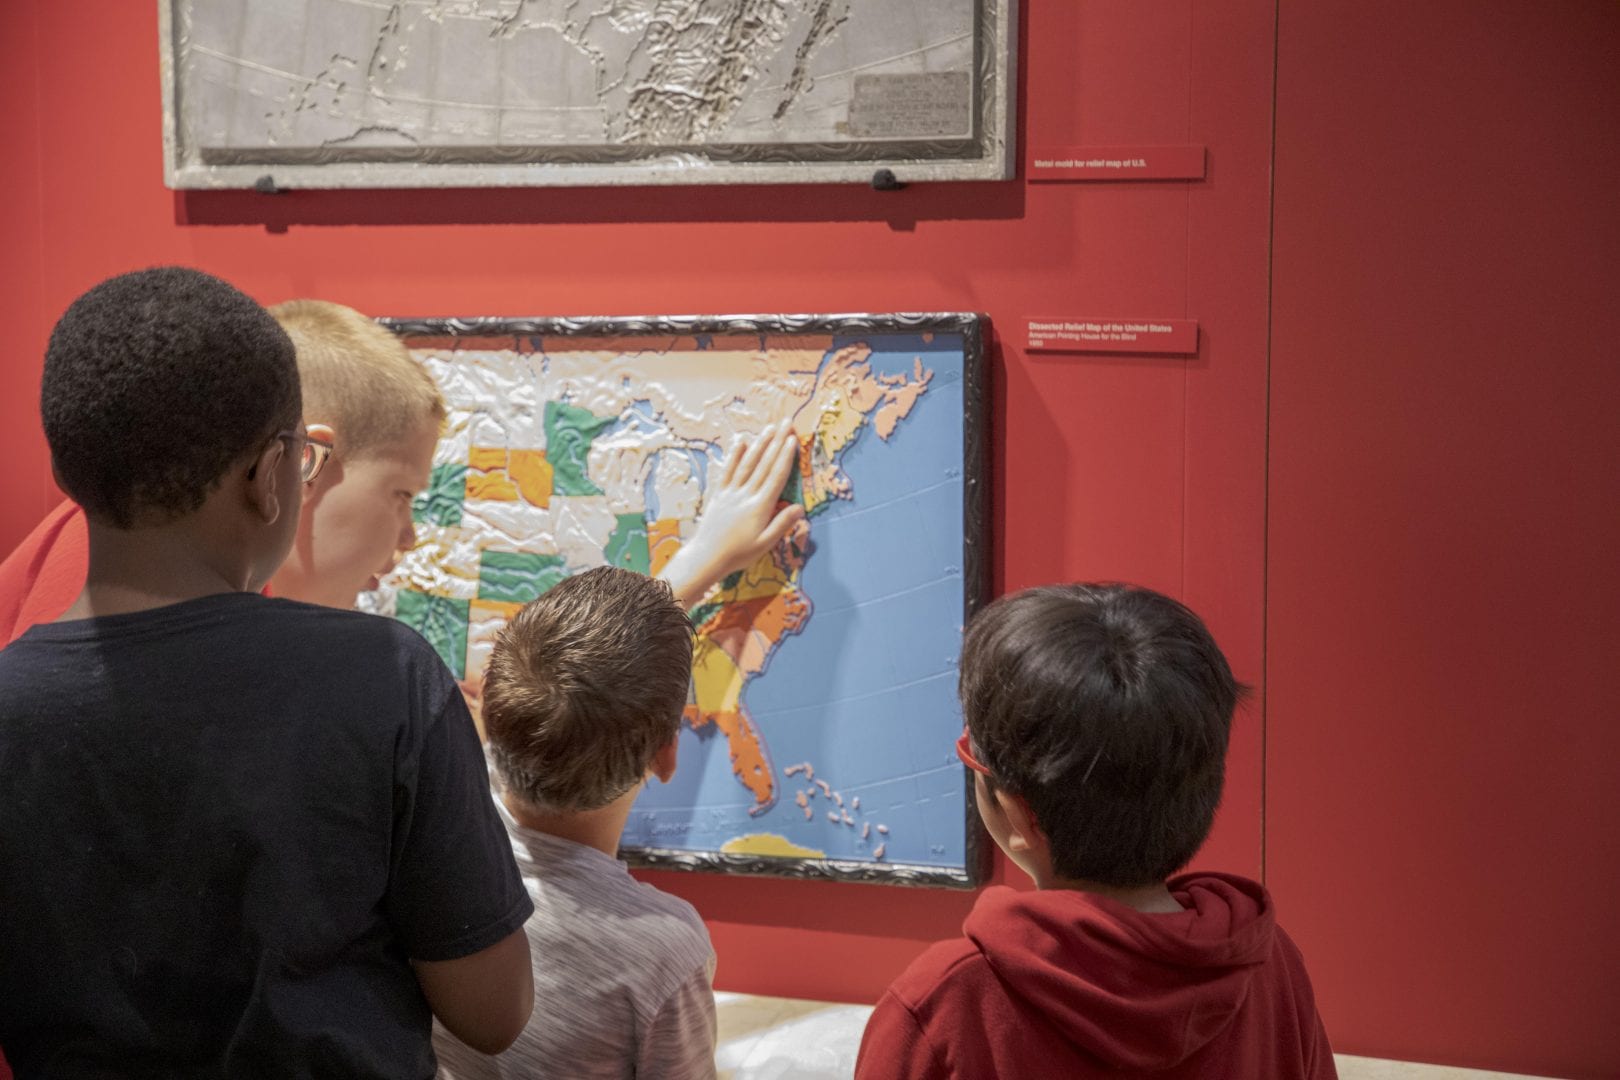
top-left (435, 800), bottom-right (717, 1080)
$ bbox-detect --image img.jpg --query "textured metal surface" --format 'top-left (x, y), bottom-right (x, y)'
top-left (380, 312), bottom-right (992, 888)
top-left (161, 1), bottom-right (1016, 189)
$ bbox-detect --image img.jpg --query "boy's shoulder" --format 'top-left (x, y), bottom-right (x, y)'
top-left (515, 829), bottom-right (713, 1014)
top-left (259, 595), bottom-right (434, 649)
top-left (603, 877), bottom-right (713, 1018)
top-left (251, 596), bottom-right (462, 701)
top-left (620, 877), bottom-right (711, 985)
top-left (623, 876), bottom-right (711, 948)
top-left (508, 813), bottom-right (708, 944)
top-left (1, 594), bottom-right (456, 709)
top-left (215, 594), bottom-right (443, 663)
top-left (533, 832), bottom-right (711, 958)
top-left (882, 929), bottom-right (992, 1015)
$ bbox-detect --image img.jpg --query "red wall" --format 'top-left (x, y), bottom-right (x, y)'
top-left (0, 4), bottom-right (53, 536)
top-left (6, 1), bottom-right (1615, 1076)
top-left (1266, 1), bottom-right (1620, 1076)
top-left (0, 0), bottom-right (1274, 1010)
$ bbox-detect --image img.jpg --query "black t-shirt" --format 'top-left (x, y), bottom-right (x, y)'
top-left (0, 593), bottom-right (533, 1079)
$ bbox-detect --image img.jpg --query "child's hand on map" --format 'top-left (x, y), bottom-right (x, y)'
top-left (660, 421), bottom-right (807, 608)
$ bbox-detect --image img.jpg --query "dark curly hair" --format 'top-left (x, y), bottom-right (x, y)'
top-left (41, 267), bottom-right (300, 528)
top-left (960, 583), bottom-right (1245, 886)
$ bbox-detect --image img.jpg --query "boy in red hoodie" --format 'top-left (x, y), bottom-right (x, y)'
top-left (856, 583), bottom-right (1335, 1079)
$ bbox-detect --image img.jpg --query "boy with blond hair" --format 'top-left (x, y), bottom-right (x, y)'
top-left (265, 299), bottom-right (446, 608)
top-left (0, 297), bottom-right (446, 634)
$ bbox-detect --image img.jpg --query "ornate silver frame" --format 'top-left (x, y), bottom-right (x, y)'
top-left (381, 312), bottom-right (991, 887)
top-left (160, 2), bottom-right (1017, 190)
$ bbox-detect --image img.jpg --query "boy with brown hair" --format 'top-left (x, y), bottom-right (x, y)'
top-left (0, 298), bottom-right (446, 636)
top-left (856, 583), bottom-right (1335, 1079)
top-left (433, 566), bottom-right (713, 1080)
top-left (434, 424), bottom-right (804, 1080)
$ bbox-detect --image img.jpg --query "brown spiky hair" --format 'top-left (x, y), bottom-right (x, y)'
top-left (483, 566), bottom-right (696, 813)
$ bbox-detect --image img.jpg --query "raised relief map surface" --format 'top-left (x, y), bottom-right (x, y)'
top-left (162, 0), bottom-right (1013, 187)
top-left (371, 317), bottom-right (983, 883)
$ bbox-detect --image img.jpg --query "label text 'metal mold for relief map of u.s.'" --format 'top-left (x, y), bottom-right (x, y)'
top-left (373, 326), bottom-right (974, 874)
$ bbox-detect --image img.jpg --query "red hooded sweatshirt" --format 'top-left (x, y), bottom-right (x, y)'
top-left (856, 873), bottom-right (1335, 1079)
top-left (0, 499), bottom-right (86, 644)
top-left (0, 500), bottom-right (279, 647)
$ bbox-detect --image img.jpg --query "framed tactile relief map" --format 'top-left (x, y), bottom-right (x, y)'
top-left (370, 313), bottom-right (990, 886)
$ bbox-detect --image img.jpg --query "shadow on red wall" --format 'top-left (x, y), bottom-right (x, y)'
top-left (175, 180), bottom-right (1027, 234)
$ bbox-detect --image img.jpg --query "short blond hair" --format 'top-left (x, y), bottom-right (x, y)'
top-left (268, 299), bottom-right (445, 458)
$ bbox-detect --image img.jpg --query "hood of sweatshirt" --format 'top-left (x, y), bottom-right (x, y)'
top-left (962, 873), bottom-right (1277, 1071)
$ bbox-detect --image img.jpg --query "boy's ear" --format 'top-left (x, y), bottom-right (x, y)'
top-left (992, 787), bottom-right (1045, 857)
top-left (244, 437), bottom-right (290, 526)
top-left (650, 736), bottom-right (679, 784)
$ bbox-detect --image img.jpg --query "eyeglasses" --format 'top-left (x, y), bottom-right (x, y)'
top-left (957, 729), bottom-right (1045, 835)
top-left (278, 429), bottom-right (335, 484)
top-left (956, 731), bottom-right (993, 777)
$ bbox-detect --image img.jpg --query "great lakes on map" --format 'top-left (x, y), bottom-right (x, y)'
top-left (375, 325), bottom-right (974, 874)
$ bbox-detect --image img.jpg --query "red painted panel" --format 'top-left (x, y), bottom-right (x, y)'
top-left (1268, 1), bottom-right (1620, 1075)
top-left (1, 0), bottom-right (1273, 1013)
top-left (0, 5), bottom-right (53, 554)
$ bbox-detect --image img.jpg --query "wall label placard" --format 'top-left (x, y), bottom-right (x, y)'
top-left (1028, 145), bottom-right (1206, 181)
top-left (1026, 318), bottom-right (1199, 355)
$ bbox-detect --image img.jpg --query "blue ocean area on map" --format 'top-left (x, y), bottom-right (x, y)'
top-left (622, 334), bottom-right (969, 868)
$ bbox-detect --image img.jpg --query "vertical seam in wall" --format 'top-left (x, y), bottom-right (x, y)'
top-left (1259, 0), bottom-right (1282, 886)
top-left (30, 4), bottom-right (51, 511)
top-left (1185, 0), bottom-right (1194, 324)
top-left (1182, 0), bottom-right (1193, 598)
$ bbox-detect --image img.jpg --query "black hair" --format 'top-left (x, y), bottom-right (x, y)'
top-left (41, 267), bottom-right (300, 528)
top-left (959, 583), bottom-right (1243, 886)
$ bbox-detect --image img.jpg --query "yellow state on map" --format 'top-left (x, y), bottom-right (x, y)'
top-left (467, 447), bottom-right (554, 508)
top-left (721, 833), bottom-right (827, 859)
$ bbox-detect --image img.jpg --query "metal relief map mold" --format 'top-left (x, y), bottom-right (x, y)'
top-left (370, 314), bottom-right (989, 886)
top-left (160, 0), bottom-right (1016, 188)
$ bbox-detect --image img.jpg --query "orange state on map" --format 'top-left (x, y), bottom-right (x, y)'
top-left (466, 447), bottom-right (554, 508)
top-left (702, 588), bottom-right (810, 678)
top-left (683, 703), bottom-right (775, 811)
top-left (648, 518), bottom-right (683, 577)
top-left (684, 549), bottom-right (812, 812)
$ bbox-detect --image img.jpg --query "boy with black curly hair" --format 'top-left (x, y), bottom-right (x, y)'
top-left (856, 583), bottom-right (1336, 1079)
top-left (0, 297), bottom-right (448, 637)
top-left (0, 268), bottom-right (533, 1078)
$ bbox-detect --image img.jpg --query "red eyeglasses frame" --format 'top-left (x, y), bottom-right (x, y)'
top-left (956, 731), bottom-right (993, 776)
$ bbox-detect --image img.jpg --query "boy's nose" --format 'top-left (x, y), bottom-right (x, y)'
top-left (399, 518), bottom-right (417, 551)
